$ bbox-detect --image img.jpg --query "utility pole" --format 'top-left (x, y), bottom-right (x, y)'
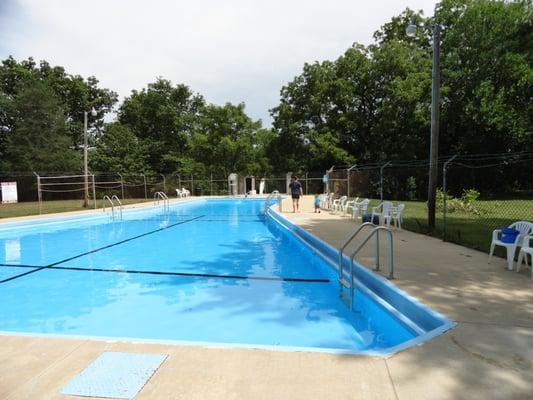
top-left (427, 25), bottom-right (441, 229)
top-left (83, 108), bottom-right (96, 208)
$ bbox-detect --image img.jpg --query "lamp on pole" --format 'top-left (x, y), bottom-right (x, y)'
top-left (406, 22), bottom-right (441, 229)
top-left (83, 107), bottom-right (97, 208)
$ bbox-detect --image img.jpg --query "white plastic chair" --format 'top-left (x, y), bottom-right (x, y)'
top-left (182, 188), bottom-right (190, 197)
top-left (371, 201), bottom-right (394, 226)
top-left (488, 221), bottom-right (533, 270)
top-left (321, 193), bottom-right (334, 210)
top-left (516, 236), bottom-right (533, 279)
top-left (390, 203), bottom-right (405, 229)
top-left (176, 188), bottom-right (184, 198)
top-left (352, 199), bottom-right (370, 223)
top-left (343, 197), bottom-right (359, 217)
top-left (332, 196), bottom-right (347, 214)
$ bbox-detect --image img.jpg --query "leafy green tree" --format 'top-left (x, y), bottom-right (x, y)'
top-left (269, 60), bottom-right (355, 172)
top-left (90, 123), bottom-right (152, 174)
top-left (190, 103), bottom-right (270, 176)
top-left (2, 81), bottom-right (80, 172)
top-left (436, 0), bottom-right (533, 155)
top-left (0, 57), bottom-right (118, 148)
top-left (270, 0), bottom-right (532, 183)
top-left (118, 78), bottom-right (205, 172)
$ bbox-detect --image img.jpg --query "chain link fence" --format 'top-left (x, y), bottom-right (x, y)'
top-left (2, 157), bottom-right (531, 258)
top-left (324, 156), bottom-right (533, 255)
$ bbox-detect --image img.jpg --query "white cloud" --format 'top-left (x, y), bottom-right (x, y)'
top-left (0, 0), bottom-right (436, 125)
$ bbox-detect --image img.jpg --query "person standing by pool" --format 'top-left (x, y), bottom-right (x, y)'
top-left (289, 176), bottom-right (303, 213)
top-left (314, 192), bottom-right (321, 213)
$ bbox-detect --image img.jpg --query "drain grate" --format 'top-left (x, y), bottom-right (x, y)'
top-left (61, 352), bottom-right (167, 399)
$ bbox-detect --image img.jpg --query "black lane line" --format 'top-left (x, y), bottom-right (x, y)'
top-left (46, 215), bottom-right (205, 267)
top-left (0, 263), bottom-right (42, 268)
top-left (0, 263), bottom-right (329, 282)
top-left (49, 265), bottom-right (330, 283)
top-left (0, 215), bottom-right (205, 284)
top-left (0, 266), bottom-right (48, 284)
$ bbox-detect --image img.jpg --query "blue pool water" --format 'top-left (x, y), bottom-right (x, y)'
top-left (0, 199), bottom-right (437, 353)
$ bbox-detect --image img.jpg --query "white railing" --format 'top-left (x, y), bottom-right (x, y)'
top-left (111, 195), bottom-right (123, 220)
top-left (154, 191), bottom-right (170, 212)
top-left (102, 195), bottom-right (123, 221)
top-left (263, 190), bottom-right (282, 215)
top-left (339, 225), bottom-right (394, 310)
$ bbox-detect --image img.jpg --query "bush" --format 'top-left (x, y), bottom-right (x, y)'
top-left (406, 176), bottom-right (417, 200)
top-left (436, 188), bottom-right (481, 215)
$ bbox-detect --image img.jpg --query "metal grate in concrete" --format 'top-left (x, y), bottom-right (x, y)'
top-left (61, 351), bottom-right (167, 399)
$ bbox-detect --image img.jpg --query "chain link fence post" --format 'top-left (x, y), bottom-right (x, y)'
top-left (380, 161), bottom-right (391, 201)
top-left (442, 155), bottom-right (457, 241)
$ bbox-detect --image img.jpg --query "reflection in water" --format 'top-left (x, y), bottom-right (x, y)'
top-left (5, 238), bottom-right (20, 263)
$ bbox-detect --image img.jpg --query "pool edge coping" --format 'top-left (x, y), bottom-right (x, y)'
top-left (0, 197), bottom-right (455, 358)
top-left (267, 206), bottom-right (457, 357)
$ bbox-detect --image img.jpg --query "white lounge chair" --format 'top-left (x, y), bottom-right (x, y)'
top-left (371, 201), bottom-right (394, 226)
top-left (390, 203), bottom-right (405, 229)
top-left (176, 188), bottom-right (184, 198)
top-left (516, 236), bottom-right (533, 278)
top-left (489, 221), bottom-right (533, 270)
top-left (352, 199), bottom-right (370, 223)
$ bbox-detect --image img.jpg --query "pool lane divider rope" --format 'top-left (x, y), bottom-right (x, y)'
top-left (0, 215), bottom-right (205, 284)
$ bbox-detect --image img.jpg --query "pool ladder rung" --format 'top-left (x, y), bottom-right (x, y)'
top-left (339, 277), bottom-right (351, 289)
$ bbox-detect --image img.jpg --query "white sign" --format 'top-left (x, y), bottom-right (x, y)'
top-left (1, 182), bottom-right (18, 203)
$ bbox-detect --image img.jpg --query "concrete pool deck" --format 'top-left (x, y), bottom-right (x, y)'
top-left (0, 195), bottom-right (532, 399)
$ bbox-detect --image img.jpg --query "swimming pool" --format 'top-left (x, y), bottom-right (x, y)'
top-left (0, 199), bottom-right (453, 354)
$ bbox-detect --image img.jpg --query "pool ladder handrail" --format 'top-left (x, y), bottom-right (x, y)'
top-left (339, 224), bottom-right (394, 310)
top-left (154, 191), bottom-right (170, 212)
top-left (111, 195), bottom-right (123, 220)
top-left (263, 190), bottom-right (282, 215)
top-left (102, 195), bottom-right (123, 220)
top-left (338, 222), bottom-right (374, 287)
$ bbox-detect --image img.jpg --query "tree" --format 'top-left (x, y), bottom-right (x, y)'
top-left (189, 103), bottom-right (270, 176)
top-left (2, 81), bottom-right (80, 172)
top-left (269, 60), bottom-right (355, 172)
top-left (118, 78), bottom-right (205, 172)
top-left (270, 0), bottom-right (532, 190)
top-left (0, 57), bottom-right (118, 149)
top-left (90, 123), bottom-right (152, 174)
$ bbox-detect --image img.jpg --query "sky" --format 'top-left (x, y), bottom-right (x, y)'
top-left (0, 0), bottom-right (437, 125)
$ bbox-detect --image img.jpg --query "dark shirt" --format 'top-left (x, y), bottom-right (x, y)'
top-left (289, 180), bottom-right (302, 195)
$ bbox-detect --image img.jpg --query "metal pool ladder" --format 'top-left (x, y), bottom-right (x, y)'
top-left (338, 223), bottom-right (394, 309)
top-left (154, 191), bottom-right (170, 212)
top-left (102, 195), bottom-right (123, 220)
top-left (263, 190), bottom-right (282, 215)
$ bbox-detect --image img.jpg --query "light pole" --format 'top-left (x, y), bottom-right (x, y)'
top-left (406, 22), bottom-right (441, 229)
top-left (83, 107), bottom-right (97, 208)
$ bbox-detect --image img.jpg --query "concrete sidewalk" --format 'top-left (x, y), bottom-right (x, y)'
top-left (281, 195), bottom-right (533, 400)
top-left (0, 196), bottom-right (532, 399)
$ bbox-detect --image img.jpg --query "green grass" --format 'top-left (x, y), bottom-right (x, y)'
top-left (366, 199), bottom-right (533, 254)
top-left (0, 198), bottom-right (153, 219)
